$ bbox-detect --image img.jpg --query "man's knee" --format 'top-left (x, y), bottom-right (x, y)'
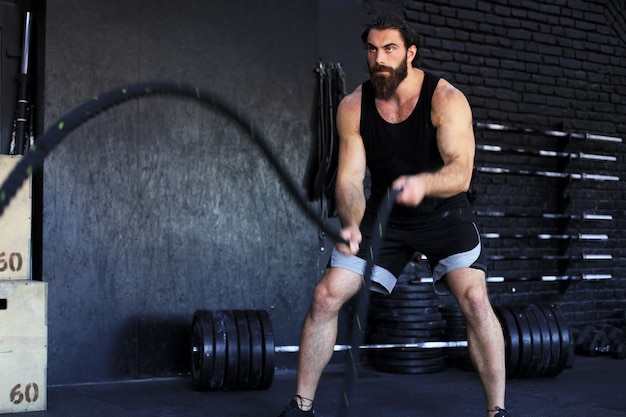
top-left (310, 268), bottom-right (361, 315)
top-left (310, 282), bottom-right (339, 315)
top-left (448, 270), bottom-right (493, 323)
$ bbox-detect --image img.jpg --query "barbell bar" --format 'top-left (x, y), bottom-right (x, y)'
top-left (190, 303), bottom-right (572, 391)
top-left (475, 211), bottom-right (613, 221)
top-left (473, 121), bottom-right (623, 143)
top-left (476, 143), bottom-right (617, 162)
top-left (274, 340), bottom-right (469, 353)
top-left (474, 165), bottom-right (619, 182)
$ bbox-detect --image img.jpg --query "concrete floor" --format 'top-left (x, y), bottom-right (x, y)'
top-left (8, 355), bottom-right (626, 417)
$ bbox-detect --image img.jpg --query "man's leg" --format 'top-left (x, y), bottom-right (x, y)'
top-left (292, 267), bottom-right (363, 410)
top-left (446, 268), bottom-right (507, 417)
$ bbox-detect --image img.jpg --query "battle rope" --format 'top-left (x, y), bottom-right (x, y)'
top-left (339, 187), bottom-right (401, 417)
top-left (0, 80), bottom-right (344, 246)
top-left (0, 79), bottom-right (397, 416)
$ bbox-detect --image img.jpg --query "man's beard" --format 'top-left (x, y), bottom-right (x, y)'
top-left (369, 59), bottom-right (408, 100)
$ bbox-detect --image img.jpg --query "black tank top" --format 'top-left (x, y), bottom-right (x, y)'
top-left (360, 71), bottom-right (469, 219)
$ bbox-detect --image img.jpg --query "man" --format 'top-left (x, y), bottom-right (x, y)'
top-left (278, 13), bottom-right (510, 417)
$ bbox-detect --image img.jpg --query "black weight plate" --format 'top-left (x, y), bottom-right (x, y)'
top-left (444, 327), bottom-right (467, 335)
top-left (510, 306), bottom-right (532, 378)
top-left (376, 356), bottom-right (445, 368)
top-left (521, 305), bottom-right (543, 378)
top-left (369, 297), bottom-right (440, 309)
top-left (444, 329), bottom-right (467, 338)
top-left (376, 348), bottom-right (444, 359)
top-left (445, 333), bottom-right (467, 342)
top-left (221, 310), bottom-right (239, 390)
top-left (245, 310), bottom-right (264, 389)
top-left (372, 312), bottom-right (444, 322)
top-left (365, 335), bottom-right (446, 347)
top-left (441, 316), bottom-right (466, 325)
top-left (191, 310), bottom-right (213, 391)
top-left (375, 348), bottom-right (444, 360)
top-left (384, 291), bottom-right (436, 301)
top-left (536, 305), bottom-right (561, 377)
top-left (443, 321), bottom-right (467, 330)
top-left (443, 317), bottom-right (467, 333)
top-left (494, 306), bottom-right (520, 379)
top-left (257, 309), bottom-right (275, 390)
top-left (439, 306), bottom-right (464, 316)
top-left (233, 310), bottom-right (251, 390)
top-left (375, 364), bottom-right (446, 374)
top-left (209, 310), bottom-right (227, 390)
top-left (374, 358), bottom-right (446, 374)
top-left (548, 304), bottom-right (570, 376)
top-left (372, 319), bottom-right (447, 331)
top-left (394, 283), bottom-right (433, 293)
top-left (369, 327), bottom-right (445, 339)
top-left (526, 305), bottom-right (552, 377)
top-left (371, 306), bottom-right (441, 317)
top-left (444, 332), bottom-right (467, 341)
top-left (443, 321), bottom-right (466, 330)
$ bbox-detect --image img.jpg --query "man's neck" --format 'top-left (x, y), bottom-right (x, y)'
top-left (374, 68), bottom-right (424, 124)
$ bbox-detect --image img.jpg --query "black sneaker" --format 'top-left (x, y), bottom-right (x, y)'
top-left (492, 407), bottom-right (511, 417)
top-left (277, 399), bottom-right (314, 416)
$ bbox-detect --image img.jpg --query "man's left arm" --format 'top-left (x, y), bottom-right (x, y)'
top-left (393, 80), bottom-right (475, 206)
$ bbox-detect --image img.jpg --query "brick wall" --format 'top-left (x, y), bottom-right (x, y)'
top-left (379, 0), bottom-right (626, 326)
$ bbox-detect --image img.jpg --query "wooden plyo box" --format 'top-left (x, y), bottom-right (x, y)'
top-left (0, 155), bottom-right (32, 280)
top-left (0, 280), bottom-right (47, 413)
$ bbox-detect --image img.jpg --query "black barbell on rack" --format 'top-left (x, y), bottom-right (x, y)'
top-left (190, 304), bottom-right (572, 391)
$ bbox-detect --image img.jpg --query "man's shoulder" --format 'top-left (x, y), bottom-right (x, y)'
top-left (430, 76), bottom-right (472, 125)
top-left (424, 71), bottom-right (465, 98)
top-left (339, 85), bottom-right (364, 114)
top-left (432, 77), bottom-right (467, 107)
top-left (336, 85), bottom-right (365, 133)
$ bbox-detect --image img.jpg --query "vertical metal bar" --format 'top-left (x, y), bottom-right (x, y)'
top-left (12, 11), bottom-right (32, 155)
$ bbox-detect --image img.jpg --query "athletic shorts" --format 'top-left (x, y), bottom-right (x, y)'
top-left (330, 206), bottom-right (487, 295)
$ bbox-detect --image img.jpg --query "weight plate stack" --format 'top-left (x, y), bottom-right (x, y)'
top-left (494, 305), bottom-right (520, 378)
top-left (189, 303), bottom-right (573, 391)
top-left (191, 309), bottom-right (275, 391)
top-left (368, 281), bottom-right (446, 374)
top-left (494, 304), bottom-right (571, 379)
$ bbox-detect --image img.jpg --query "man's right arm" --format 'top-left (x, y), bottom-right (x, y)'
top-left (334, 88), bottom-right (367, 255)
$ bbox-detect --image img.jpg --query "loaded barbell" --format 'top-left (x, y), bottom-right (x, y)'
top-left (190, 303), bottom-right (572, 391)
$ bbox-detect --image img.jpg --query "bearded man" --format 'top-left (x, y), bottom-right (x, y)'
top-left (276, 13), bottom-right (511, 417)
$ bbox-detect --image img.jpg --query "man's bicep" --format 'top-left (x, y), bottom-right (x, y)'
top-left (338, 133), bottom-right (366, 175)
top-left (336, 96), bottom-right (367, 183)
top-left (434, 89), bottom-right (475, 165)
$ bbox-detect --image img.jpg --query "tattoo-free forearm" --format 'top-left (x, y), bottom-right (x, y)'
top-left (335, 181), bottom-right (366, 228)
top-left (422, 156), bottom-right (473, 198)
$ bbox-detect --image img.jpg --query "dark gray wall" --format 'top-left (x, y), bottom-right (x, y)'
top-left (43, 0), bottom-right (365, 385)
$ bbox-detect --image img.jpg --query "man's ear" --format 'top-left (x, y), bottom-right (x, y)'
top-left (407, 45), bottom-right (418, 64)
